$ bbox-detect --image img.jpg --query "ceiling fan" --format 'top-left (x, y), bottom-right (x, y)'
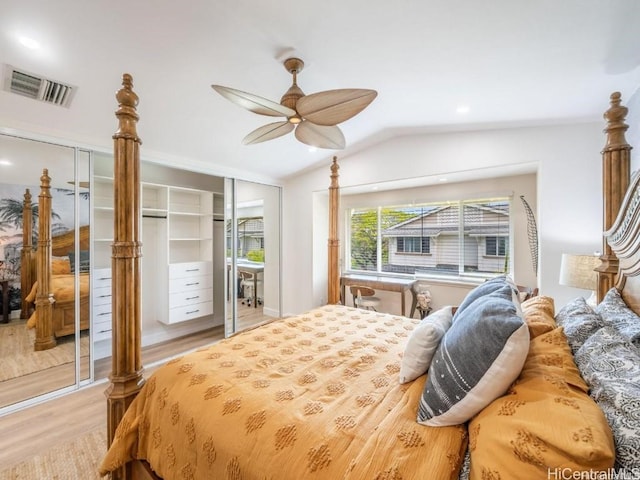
top-left (211, 57), bottom-right (377, 149)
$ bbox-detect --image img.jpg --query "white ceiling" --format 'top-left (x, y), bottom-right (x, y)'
top-left (1, 0), bottom-right (639, 184)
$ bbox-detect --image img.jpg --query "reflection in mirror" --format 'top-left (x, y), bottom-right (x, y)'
top-left (0, 133), bottom-right (85, 410)
top-left (77, 149), bottom-right (91, 383)
top-left (226, 179), bottom-right (280, 336)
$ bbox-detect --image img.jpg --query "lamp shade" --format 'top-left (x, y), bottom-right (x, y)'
top-left (559, 254), bottom-right (599, 290)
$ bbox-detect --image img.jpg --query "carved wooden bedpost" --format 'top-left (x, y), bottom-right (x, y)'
top-left (106, 73), bottom-right (144, 480)
top-left (34, 172), bottom-right (56, 350)
top-left (21, 189), bottom-right (33, 319)
top-left (328, 157), bottom-right (341, 304)
top-left (597, 92), bottom-right (632, 302)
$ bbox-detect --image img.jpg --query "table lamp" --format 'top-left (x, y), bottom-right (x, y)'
top-left (559, 254), bottom-right (599, 306)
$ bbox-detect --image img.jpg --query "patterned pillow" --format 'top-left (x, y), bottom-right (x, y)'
top-left (417, 288), bottom-right (529, 426)
top-left (399, 306), bottom-right (453, 384)
top-left (469, 327), bottom-right (615, 478)
top-left (521, 295), bottom-right (556, 339)
top-left (555, 296), bottom-right (603, 354)
top-left (452, 276), bottom-right (518, 323)
top-left (595, 288), bottom-right (640, 342)
top-left (574, 326), bottom-right (640, 471)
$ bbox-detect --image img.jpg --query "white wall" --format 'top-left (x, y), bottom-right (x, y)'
top-left (627, 88), bottom-right (640, 173)
top-left (283, 122), bottom-right (606, 316)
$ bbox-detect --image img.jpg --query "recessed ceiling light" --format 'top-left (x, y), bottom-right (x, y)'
top-left (18, 35), bottom-right (40, 50)
top-left (438, 178), bottom-right (448, 182)
top-left (308, 146), bottom-right (317, 153)
top-left (0, 159), bottom-right (12, 166)
top-left (456, 105), bottom-right (470, 114)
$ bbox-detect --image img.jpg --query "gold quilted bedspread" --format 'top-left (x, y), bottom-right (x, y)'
top-left (100, 305), bottom-right (466, 479)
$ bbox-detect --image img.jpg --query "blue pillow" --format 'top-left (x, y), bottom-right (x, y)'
top-left (68, 250), bottom-right (90, 273)
top-left (453, 276), bottom-right (516, 322)
top-left (417, 288), bottom-right (529, 426)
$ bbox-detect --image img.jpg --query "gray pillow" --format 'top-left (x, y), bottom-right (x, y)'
top-left (417, 290), bottom-right (529, 426)
top-left (452, 276), bottom-right (516, 322)
top-left (574, 326), bottom-right (640, 471)
top-left (555, 296), bottom-right (603, 354)
top-left (595, 288), bottom-right (640, 342)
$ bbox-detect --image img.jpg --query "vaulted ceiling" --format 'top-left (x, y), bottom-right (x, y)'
top-left (1, 1), bottom-right (639, 183)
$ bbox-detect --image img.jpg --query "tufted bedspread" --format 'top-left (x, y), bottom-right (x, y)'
top-left (99, 305), bottom-right (467, 479)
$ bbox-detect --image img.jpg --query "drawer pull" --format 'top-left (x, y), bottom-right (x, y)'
top-left (186, 268), bottom-right (200, 272)
top-left (186, 309), bottom-right (199, 315)
top-left (186, 296), bottom-right (200, 300)
top-left (98, 312), bottom-right (111, 317)
top-left (98, 294), bottom-right (111, 298)
top-left (185, 282), bottom-right (200, 286)
top-left (98, 277), bottom-right (111, 281)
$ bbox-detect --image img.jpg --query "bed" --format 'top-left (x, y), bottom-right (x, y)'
top-left (20, 171), bottom-right (91, 351)
top-left (100, 76), bottom-right (640, 479)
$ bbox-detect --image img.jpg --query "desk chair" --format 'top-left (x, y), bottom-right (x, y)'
top-left (350, 285), bottom-right (381, 311)
top-left (240, 271), bottom-right (262, 307)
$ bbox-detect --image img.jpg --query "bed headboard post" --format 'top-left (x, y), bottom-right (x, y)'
top-left (328, 157), bottom-right (341, 304)
top-left (33, 171), bottom-right (56, 350)
top-left (105, 73), bottom-right (144, 476)
top-left (597, 92), bottom-right (632, 302)
top-left (20, 188), bottom-right (33, 319)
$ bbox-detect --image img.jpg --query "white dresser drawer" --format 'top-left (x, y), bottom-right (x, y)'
top-left (93, 268), bottom-right (112, 289)
top-left (169, 287), bottom-right (213, 309)
top-left (93, 286), bottom-right (112, 306)
top-left (94, 326), bottom-right (112, 342)
top-left (93, 303), bottom-right (112, 321)
top-left (169, 274), bottom-right (212, 293)
top-left (169, 261), bottom-right (212, 279)
top-left (94, 317), bottom-right (112, 334)
top-left (168, 300), bottom-right (213, 323)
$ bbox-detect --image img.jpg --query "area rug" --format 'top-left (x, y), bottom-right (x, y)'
top-left (0, 320), bottom-right (89, 382)
top-left (0, 429), bottom-right (106, 480)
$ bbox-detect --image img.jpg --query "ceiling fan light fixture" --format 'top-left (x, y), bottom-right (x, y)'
top-left (212, 56), bottom-right (377, 149)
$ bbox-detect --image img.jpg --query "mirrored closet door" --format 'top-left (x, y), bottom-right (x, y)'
top-left (225, 179), bottom-right (281, 336)
top-left (0, 133), bottom-right (90, 411)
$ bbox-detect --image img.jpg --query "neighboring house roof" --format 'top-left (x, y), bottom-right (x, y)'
top-left (231, 217), bottom-right (264, 238)
top-left (382, 204), bottom-right (508, 237)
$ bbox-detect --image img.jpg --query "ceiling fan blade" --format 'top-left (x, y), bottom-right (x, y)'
top-left (243, 121), bottom-right (295, 145)
top-left (212, 85), bottom-right (296, 117)
top-left (295, 121), bottom-right (346, 149)
top-left (297, 89), bottom-right (378, 126)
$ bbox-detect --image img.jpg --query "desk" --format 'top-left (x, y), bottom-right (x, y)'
top-left (340, 274), bottom-right (416, 317)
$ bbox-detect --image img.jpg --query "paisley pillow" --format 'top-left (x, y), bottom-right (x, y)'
top-left (555, 296), bottom-right (603, 354)
top-left (574, 326), bottom-right (640, 470)
top-left (595, 288), bottom-right (640, 342)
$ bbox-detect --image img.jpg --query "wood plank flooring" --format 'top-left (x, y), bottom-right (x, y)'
top-left (0, 303), bottom-right (272, 469)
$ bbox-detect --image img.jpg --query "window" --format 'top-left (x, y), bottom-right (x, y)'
top-left (485, 236), bottom-right (508, 256)
top-left (397, 237), bottom-right (430, 254)
top-left (347, 197), bottom-right (511, 278)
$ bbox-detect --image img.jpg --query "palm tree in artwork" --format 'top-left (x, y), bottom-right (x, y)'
top-left (0, 197), bottom-right (60, 240)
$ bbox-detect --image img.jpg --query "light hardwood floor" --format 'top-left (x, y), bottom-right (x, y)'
top-left (0, 303), bottom-right (272, 469)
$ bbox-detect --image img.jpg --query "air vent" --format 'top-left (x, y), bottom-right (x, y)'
top-left (3, 65), bottom-right (76, 108)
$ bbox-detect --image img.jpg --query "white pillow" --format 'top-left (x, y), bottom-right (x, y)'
top-left (399, 306), bottom-right (453, 384)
